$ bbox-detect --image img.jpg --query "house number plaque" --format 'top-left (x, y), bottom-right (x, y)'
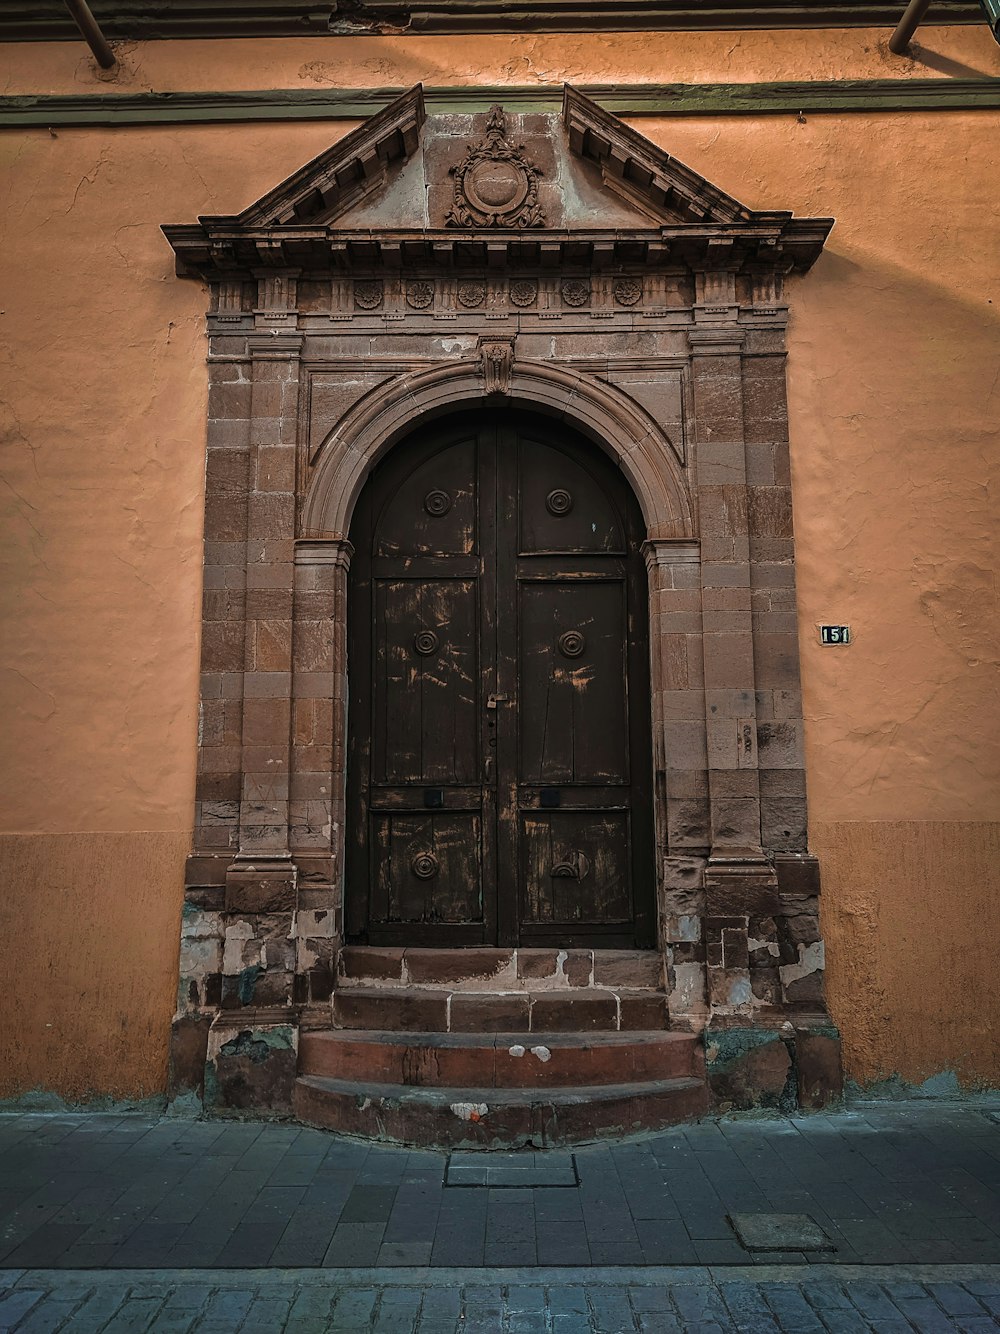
top-left (819, 625), bottom-right (851, 645)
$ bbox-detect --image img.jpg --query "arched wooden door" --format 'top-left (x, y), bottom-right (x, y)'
top-left (345, 410), bottom-right (654, 948)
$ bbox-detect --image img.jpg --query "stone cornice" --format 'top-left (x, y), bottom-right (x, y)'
top-left (4, 80), bottom-right (999, 128)
top-left (165, 222), bottom-right (833, 281)
top-left (1, 0), bottom-right (982, 39)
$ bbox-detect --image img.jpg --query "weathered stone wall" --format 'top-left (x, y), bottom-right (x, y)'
top-left (2, 25), bottom-right (998, 1098)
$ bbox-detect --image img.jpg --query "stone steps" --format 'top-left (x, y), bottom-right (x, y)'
top-left (293, 1073), bottom-right (709, 1148)
top-left (299, 1028), bottom-right (703, 1088)
top-left (331, 986), bottom-right (669, 1033)
top-left (293, 945), bottom-right (708, 1146)
top-left (337, 946), bottom-right (664, 991)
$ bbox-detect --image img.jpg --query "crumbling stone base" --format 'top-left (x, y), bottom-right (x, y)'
top-left (204, 1011), bottom-right (299, 1118)
top-left (705, 1021), bottom-right (843, 1112)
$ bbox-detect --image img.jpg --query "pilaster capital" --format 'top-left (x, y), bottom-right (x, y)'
top-left (294, 538), bottom-right (354, 571)
top-left (687, 328), bottom-right (745, 357)
top-left (248, 331), bottom-right (304, 360)
top-left (642, 538), bottom-right (700, 573)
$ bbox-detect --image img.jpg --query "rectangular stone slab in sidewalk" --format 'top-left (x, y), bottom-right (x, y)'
top-left (446, 1151), bottom-right (579, 1187)
top-left (729, 1213), bottom-right (835, 1252)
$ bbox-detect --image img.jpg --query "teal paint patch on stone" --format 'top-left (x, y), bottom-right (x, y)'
top-left (919, 1070), bottom-right (962, 1098)
top-left (237, 964), bottom-right (262, 1005)
top-left (219, 1026), bottom-right (294, 1062)
top-left (706, 1027), bottom-right (796, 1112)
top-left (0, 1089), bottom-right (168, 1114)
top-left (845, 1070), bottom-right (1000, 1101)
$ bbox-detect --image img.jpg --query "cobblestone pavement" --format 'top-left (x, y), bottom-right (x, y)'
top-left (1, 1264), bottom-right (1000, 1331)
top-left (3, 1104), bottom-right (1000, 1270)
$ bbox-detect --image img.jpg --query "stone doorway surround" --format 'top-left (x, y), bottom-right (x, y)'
top-left (163, 85), bottom-right (843, 1120)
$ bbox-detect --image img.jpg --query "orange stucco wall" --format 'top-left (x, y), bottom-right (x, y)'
top-left (1, 27), bottom-right (998, 1098)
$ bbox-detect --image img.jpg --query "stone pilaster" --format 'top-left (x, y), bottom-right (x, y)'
top-left (689, 314), bottom-right (781, 1036)
top-left (291, 539), bottom-right (352, 1007)
top-left (644, 538), bottom-right (709, 1030)
top-left (223, 310), bottom-right (302, 1008)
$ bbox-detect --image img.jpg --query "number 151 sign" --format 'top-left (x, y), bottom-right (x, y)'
top-left (819, 625), bottom-right (851, 645)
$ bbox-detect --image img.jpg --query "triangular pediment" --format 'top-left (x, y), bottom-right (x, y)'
top-left (563, 86), bottom-right (762, 228)
top-left (163, 84), bottom-right (832, 277)
top-left (217, 85), bottom-right (426, 230)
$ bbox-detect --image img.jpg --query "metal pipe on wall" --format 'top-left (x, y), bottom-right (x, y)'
top-left (63, 0), bottom-right (116, 69)
top-left (888, 0), bottom-right (934, 53)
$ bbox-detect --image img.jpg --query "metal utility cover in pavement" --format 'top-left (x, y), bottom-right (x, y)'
top-left (445, 1151), bottom-right (579, 1187)
top-left (729, 1213), bottom-right (835, 1252)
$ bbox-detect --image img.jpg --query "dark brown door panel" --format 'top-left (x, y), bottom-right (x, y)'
top-left (347, 411), bottom-right (653, 947)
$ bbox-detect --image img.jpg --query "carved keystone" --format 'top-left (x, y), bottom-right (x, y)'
top-left (477, 335), bottom-right (515, 396)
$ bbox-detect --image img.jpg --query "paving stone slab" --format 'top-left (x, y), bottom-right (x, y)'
top-left (731, 1213), bottom-right (836, 1253)
top-left (446, 1150), bottom-right (579, 1187)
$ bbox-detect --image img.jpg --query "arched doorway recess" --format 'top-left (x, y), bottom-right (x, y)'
top-left (345, 409), bottom-right (655, 949)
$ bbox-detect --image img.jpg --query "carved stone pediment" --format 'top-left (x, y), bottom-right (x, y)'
top-left (162, 84), bottom-right (833, 281)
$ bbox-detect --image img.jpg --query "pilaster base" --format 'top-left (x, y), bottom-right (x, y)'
top-left (704, 1019), bottom-right (843, 1112)
top-left (204, 1009), bottom-right (300, 1119)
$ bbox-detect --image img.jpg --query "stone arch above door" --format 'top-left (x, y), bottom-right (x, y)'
top-left (302, 359), bottom-right (694, 543)
top-left (163, 83), bottom-right (843, 1119)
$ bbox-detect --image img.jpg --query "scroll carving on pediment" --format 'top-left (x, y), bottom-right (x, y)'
top-left (446, 106), bottom-right (544, 230)
top-left (477, 336), bottom-right (515, 396)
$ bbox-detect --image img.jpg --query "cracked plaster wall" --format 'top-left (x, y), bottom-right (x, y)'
top-left (0, 26), bottom-right (997, 1096)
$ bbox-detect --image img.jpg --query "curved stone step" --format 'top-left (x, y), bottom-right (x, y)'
top-left (300, 1029), bottom-right (702, 1088)
top-left (293, 1074), bottom-right (709, 1148)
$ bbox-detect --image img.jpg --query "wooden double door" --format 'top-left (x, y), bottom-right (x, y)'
top-left (346, 411), bottom-right (654, 948)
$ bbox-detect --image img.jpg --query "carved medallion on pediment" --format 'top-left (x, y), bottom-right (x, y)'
top-left (446, 106), bottom-right (544, 230)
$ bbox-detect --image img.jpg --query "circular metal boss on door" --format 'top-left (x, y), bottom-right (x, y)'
top-left (546, 488), bottom-right (573, 516)
top-left (558, 630), bottom-right (586, 658)
top-left (424, 489), bottom-right (452, 517)
top-left (413, 630), bottom-right (440, 656)
top-left (411, 852), bottom-right (439, 880)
